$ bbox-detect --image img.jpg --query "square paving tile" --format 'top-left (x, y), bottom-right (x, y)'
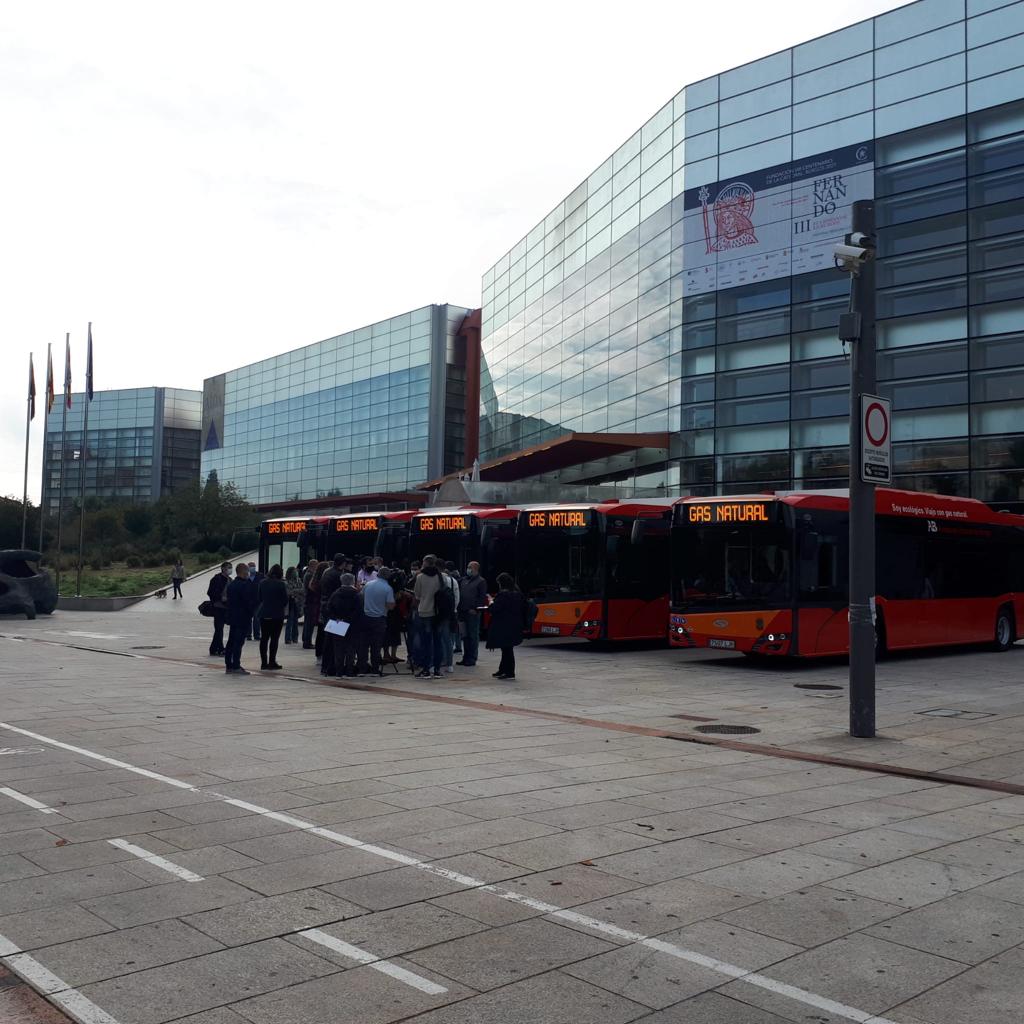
top-left (702, 817), bottom-right (849, 854)
top-left (866, 890), bottom-right (1024, 964)
top-left (896, 946), bottom-right (1024, 1024)
top-left (635, 990), bottom-right (793, 1022)
top-left (0, 862), bottom-right (152, 916)
top-left (720, 885), bottom-right (904, 946)
top-left (720, 932), bottom-right (966, 1019)
top-left (398, 818), bottom-right (562, 859)
top-left (293, 902), bottom-right (488, 959)
top-left (0, 903), bottom-right (113, 950)
top-left (396, 970), bottom-right (647, 1024)
top-left (33, 918), bottom-right (224, 986)
top-left (796, 826), bottom-right (949, 867)
top-left (494, 863), bottom-right (645, 908)
top-left (917, 836), bottom-right (1024, 881)
top-left (405, 917), bottom-right (616, 990)
top-left (81, 877), bottom-right (256, 928)
top-left (233, 962), bottom-right (473, 1024)
top-left (689, 849), bottom-right (860, 898)
top-left (223, 848), bottom-right (398, 896)
top-left (563, 921), bottom-right (801, 1010)
top-left (824, 856), bottom-right (994, 908)
top-left (565, 877), bottom-right (759, 937)
top-left (481, 825), bottom-right (659, 871)
top-left (184, 889), bottom-right (368, 945)
top-left (76, 938), bottom-right (339, 1024)
top-left (591, 837), bottom-right (755, 884)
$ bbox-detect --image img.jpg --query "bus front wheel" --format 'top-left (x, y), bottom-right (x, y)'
top-left (994, 607), bottom-right (1015, 652)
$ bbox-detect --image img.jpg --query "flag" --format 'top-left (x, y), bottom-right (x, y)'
top-left (28, 354), bottom-right (36, 420)
top-left (45, 344), bottom-right (54, 414)
top-left (86, 323), bottom-right (94, 401)
top-left (64, 335), bottom-right (72, 410)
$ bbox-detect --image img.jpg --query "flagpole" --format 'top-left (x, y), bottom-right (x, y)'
top-left (75, 324), bottom-right (92, 597)
top-left (55, 333), bottom-right (70, 594)
top-left (21, 354), bottom-right (33, 549)
top-left (39, 343), bottom-right (51, 557)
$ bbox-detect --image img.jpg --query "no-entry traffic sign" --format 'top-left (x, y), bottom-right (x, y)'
top-left (861, 393), bottom-right (891, 484)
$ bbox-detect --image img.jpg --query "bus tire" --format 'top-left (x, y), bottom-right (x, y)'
top-left (994, 607), bottom-right (1015, 652)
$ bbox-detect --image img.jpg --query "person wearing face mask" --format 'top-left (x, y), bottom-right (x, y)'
top-left (456, 561), bottom-right (488, 668)
top-left (206, 561), bottom-right (232, 656)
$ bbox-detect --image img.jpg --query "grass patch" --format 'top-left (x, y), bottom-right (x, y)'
top-left (68, 555), bottom-right (240, 598)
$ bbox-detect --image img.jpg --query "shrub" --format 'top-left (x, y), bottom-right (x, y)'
top-left (217, 545), bottom-right (232, 559)
top-left (89, 555), bottom-right (104, 571)
top-left (143, 554), bottom-right (163, 568)
top-left (125, 555), bottom-right (142, 568)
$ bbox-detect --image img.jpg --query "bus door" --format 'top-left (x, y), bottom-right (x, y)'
top-left (795, 510), bottom-right (848, 656)
top-left (604, 511), bottom-right (671, 640)
top-left (478, 514), bottom-right (517, 593)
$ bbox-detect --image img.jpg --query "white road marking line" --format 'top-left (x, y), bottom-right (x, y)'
top-left (107, 838), bottom-right (204, 882)
top-left (0, 931), bottom-right (123, 1024)
top-left (0, 746), bottom-right (46, 756)
top-left (1, 718), bottom-right (900, 1024)
top-left (0, 722), bottom-right (199, 790)
top-left (298, 928), bottom-right (447, 995)
top-left (0, 786), bottom-right (59, 813)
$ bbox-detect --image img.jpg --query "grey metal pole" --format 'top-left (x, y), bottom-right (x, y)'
top-left (21, 357), bottom-right (32, 549)
top-left (75, 349), bottom-right (90, 597)
top-left (55, 333), bottom-right (70, 594)
top-left (38, 343), bottom-right (50, 559)
top-left (847, 200), bottom-right (877, 739)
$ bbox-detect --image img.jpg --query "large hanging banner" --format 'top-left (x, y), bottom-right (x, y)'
top-left (681, 142), bottom-right (874, 296)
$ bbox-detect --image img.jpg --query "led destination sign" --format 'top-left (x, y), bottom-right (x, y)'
top-left (266, 520), bottom-right (308, 535)
top-left (416, 515), bottom-right (469, 532)
top-left (687, 502), bottom-right (770, 524)
top-left (336, 517), bottom-right (380, 533)
top-left (526, 510), bottom-right (589, 528)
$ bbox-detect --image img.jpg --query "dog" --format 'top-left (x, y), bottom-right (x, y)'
top-left (155, 588), bottom-right (168, 599)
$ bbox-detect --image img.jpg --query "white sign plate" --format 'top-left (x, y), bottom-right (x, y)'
top-left (861, 394), bottom-right (892, 485)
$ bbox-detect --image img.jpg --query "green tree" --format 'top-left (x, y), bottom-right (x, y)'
top-left (123, 505), bottom-right (153, 539)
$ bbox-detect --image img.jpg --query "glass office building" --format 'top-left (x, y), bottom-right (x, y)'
top-left (479, 0), bottom-right (1024, 507)
top-left (42, 387), bottom-right (202, 514)
top-left (200, 304), bottom-right (474, 507)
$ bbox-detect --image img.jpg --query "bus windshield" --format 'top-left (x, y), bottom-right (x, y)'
top-left (518, 515), bottom-right (603, 601)
top-left (674, 523), bottom-right (792, 610)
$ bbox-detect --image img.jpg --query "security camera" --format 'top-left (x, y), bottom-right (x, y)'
top-left (834, 231), bottom-right (875, 273)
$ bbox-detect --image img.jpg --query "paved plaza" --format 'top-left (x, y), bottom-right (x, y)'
top-left (1, 573), bottom-right (1023, 1023)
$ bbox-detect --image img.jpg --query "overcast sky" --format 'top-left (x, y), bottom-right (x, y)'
top-left (1, 0), bottom-right (909, 503)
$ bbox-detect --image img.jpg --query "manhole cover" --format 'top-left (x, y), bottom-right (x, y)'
top-left (693, 724), bottom-right (761, 735)
top-left (794, 683), bottom-right (843, 691)
top-left (130, 645), bottom-right (165, 650)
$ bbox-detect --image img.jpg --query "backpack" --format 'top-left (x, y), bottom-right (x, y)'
top-left (434, 575), bottom-right (456, 624)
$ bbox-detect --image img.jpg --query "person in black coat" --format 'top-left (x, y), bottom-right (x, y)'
top-left (258, 564), bottom-right (289, 670)
top-left (486, 573), bottom-right (528, 680)
top-left (206, 561), bottom-right (232, 656)
top-left (225, 563), bottom-right (259, 674)
top-left (326, 573), bottom-right (362, 678)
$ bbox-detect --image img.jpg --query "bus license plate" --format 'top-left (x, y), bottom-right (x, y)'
top-left (708, 638), bottom-right (735, 649)
top-left (540, 625), bottom-right (560, 635)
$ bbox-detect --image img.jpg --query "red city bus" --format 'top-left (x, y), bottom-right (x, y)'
top-left (669, 489), bottom-right (1024, 657)
top-left (258, 516), bottom-right (333, 575)
top-left (517, 500), bottom-right (673, 641)
top-left (407, 507), bottom-right (517, 592)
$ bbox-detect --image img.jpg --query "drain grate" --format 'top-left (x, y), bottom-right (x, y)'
top-left (694, 724), bottom-right (761, 735)
top-left (794, 683), bottom-right (843, 691)
top-left (130, 645), bottom-right (165, 650)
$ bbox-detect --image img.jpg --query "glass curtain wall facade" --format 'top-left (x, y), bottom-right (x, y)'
top-left (480, 0), bottom-right (1024, 506)
top-left (200, 304), bottom-right (472, 505)
top-left (42, 387), bottom-right (201, 514)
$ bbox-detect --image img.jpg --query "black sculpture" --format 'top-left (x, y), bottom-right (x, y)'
top-left (0, 550), bottom-right (58, 618)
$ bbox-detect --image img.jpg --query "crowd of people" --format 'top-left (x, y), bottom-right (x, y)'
top-left (204, 553), bottom-right (531, 680)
